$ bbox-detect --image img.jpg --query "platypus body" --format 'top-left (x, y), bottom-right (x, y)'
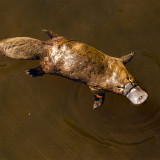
top-left (0, 30), bottom-right (148, 108)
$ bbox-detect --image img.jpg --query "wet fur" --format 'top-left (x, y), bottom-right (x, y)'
top-left (0, 30), bottom-right (135, 108)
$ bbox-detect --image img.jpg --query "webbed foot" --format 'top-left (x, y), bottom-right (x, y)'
top-left (93, 94), bottom-right (105, 109)
top-left (26, 66), bottom-right (45, 77)
top-left (89, 86), bottom-right (105, 109)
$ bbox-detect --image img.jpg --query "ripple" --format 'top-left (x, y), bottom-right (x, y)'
top-left (64, 119), bottom-right (115, 148)
top-left (64, 118), bottom-right (158, 149)
top-left (142, 52), bottom-right (160, 66)
top-left (108, 136), bottom-right (156, 146)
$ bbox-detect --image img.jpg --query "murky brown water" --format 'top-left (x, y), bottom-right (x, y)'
top-left (0, 0), bottom-right (160, 159)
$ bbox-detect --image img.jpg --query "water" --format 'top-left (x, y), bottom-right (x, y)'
top-left (0, 0), bottom-right (160, 159)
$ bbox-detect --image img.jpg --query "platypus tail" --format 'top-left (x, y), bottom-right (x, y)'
top-left (0, 37), bottom-right (47, 60)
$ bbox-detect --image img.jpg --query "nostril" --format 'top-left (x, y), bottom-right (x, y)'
top-left (139, 95), bottom-right (143, 101)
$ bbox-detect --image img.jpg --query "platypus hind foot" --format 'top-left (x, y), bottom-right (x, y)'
top-left (42, 29), bottom-right (59, 39)
top-left (26, 66), bottom-right (45, 77)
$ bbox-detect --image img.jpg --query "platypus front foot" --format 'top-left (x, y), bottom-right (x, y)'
top-left (26, 66), bottom-right (45, 77)
top-left (89, 86), bottom-right (105, 109)
top-left (93, 94), bottom-right (105, 109)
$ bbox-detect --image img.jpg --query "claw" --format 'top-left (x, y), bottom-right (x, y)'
top-left (25, 69), bottom-right (37, 77)
top-left (93, 100), bottom-right (103, 109)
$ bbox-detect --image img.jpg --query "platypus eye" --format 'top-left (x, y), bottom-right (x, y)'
top-left (116, 86), bottom-right (124, 89)
top-left (127, 76), bottom-right (131, 82)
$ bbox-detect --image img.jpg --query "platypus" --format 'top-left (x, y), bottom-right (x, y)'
top-left (0, 30), bottom-right (148, 108)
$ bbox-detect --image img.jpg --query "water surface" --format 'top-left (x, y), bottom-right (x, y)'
top-left (0, 0), bottom-right (160, 160)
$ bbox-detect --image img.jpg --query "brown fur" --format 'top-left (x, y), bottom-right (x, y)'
top-left (0, 30), bottom-right (136, 108)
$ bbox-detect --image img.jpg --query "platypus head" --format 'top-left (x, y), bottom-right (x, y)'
top-left (104, 52), bottom-right (148, 105)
